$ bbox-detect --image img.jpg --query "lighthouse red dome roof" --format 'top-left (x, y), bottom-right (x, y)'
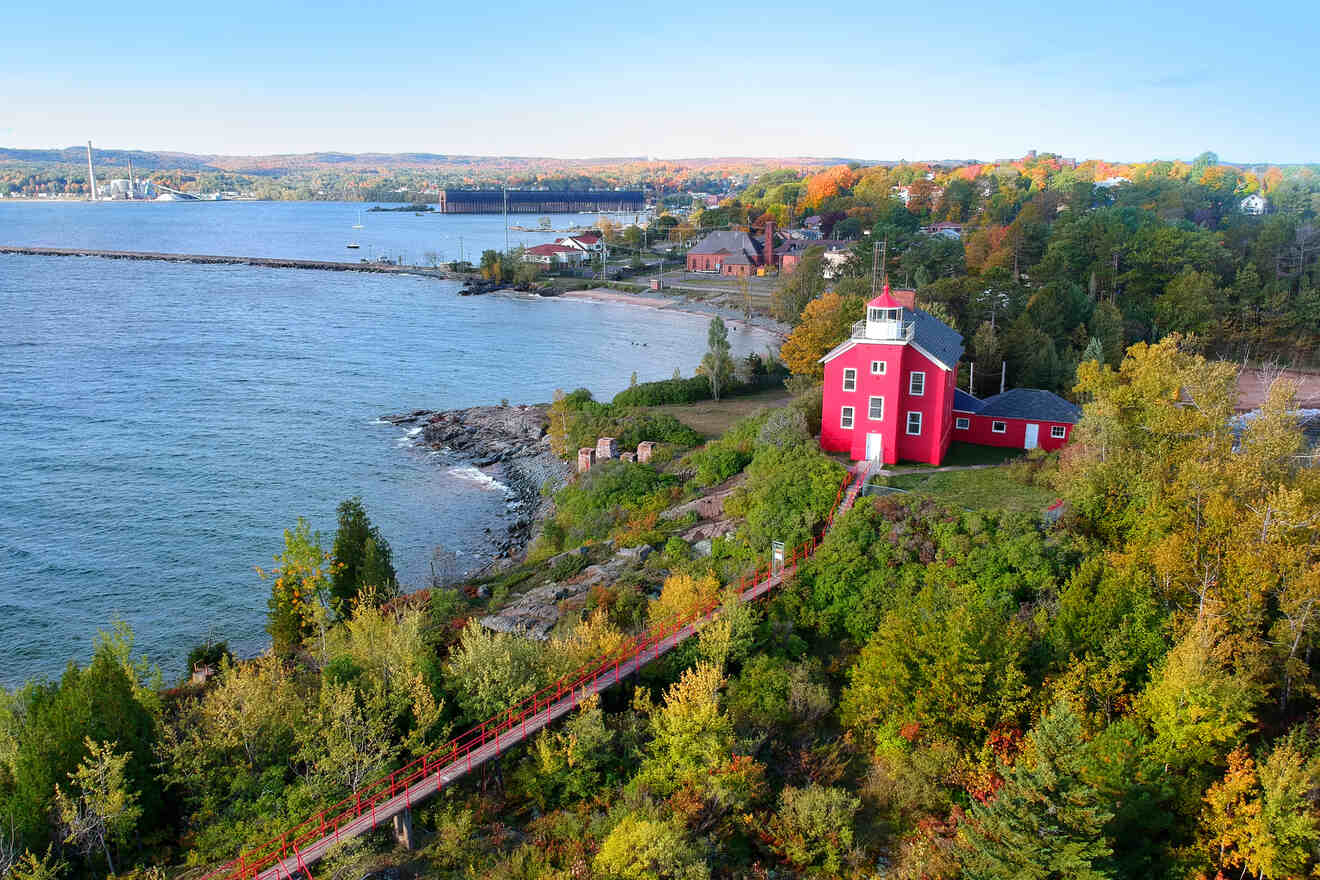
top-left (867, 284), bottom-right (903, 310)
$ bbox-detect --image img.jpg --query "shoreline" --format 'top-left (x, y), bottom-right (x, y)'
top-left (514, 286), bottom-right (792, 340)
top-left (381, 404), bottom-right (571, 575)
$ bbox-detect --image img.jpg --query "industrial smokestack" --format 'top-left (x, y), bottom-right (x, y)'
top-left (128, 157), bottom-right (136, 199)
top-left (86, 141), bottom-right (97, 201)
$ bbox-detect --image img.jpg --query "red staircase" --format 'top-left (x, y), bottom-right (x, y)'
top-left (200, 465), bottom-right (867, 880)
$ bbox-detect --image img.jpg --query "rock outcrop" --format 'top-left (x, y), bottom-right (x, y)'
top-left (381, 404), bottom-right (571, 569)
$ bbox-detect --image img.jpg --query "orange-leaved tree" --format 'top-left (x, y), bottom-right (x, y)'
top-left (779, 292), bottom-right (866, 379)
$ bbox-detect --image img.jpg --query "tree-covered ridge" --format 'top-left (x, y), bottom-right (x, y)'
top-left (747, 153), bottom-right (1320, 388)
top-left (2, 337), bottom-right (1319, 879)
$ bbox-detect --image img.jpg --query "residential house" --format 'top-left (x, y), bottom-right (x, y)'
top-left (555, 233), bottom-right (602, 253)
top-left (522, 244), bottom-right (585, 266)
top-left (921, 221), bottom-right (963, 239)
top-left (1240, 193), bottom-right (1269, 215)
top-left (819, 286), bottom-right (1078, 465)
top-left (778, 239), bottom-right (852, 275)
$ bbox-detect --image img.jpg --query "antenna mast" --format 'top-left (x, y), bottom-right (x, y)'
top-left (871, 236), bottom-right (888, 295)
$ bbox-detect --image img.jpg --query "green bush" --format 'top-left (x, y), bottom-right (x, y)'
top-left (611, 376), bottom-right (711, 407)
top-left (723, 442), bottom-right (846, 553)
top-left (185, 640), bottom-right (232, 676)
top-left (550, 552), bottom-right (589, 580)
top-left (540, 460), bottom-right (679, 554)
top-left (683, 409), bottom-right (771, 488)
top-left (548, 390), bottom-right (701, 457)
top-left (692, 447), bottom-right (752, 487)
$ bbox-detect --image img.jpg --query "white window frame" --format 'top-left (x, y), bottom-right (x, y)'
top-left (868, 396), bottom-right (884, 421)
top-left (842, 368), bottom-right (857, 392)
top-left (909, 371), bottom-right (926, 396)
top-left (906, 411), bottom-right (922, 435)
top-left (955, 416), bottom-right (970, 430)
top-left (991, 420), bottom-right (1007, 434)
top-left (840, 406), bottom-right (855, 430)
top-left (870, 360), bottom-right (886, 375)
top-left (1051, 425), bottom-right (1067, 439)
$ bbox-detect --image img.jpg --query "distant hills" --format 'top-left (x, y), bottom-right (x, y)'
top-left (0, 146), bottom-right (859, 175)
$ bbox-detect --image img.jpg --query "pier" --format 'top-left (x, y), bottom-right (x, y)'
top-left (0, 246), bottom-right (457, 279)
top-left (438, 189), bottom-right (643, 214)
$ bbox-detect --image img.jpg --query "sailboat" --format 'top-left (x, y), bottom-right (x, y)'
top-left (347, 210), bottom-right (363, 249)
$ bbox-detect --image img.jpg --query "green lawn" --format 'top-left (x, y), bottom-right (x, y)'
top-left (894, 442), bottom-right (1028, 469)
top-left (883, 466), bottom-right (1057, 513)
top-left (649, 387), bottom-right (793, 437)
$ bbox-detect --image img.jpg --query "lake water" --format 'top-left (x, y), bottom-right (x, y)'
top-left (0, 203), bottom-right (771, 686)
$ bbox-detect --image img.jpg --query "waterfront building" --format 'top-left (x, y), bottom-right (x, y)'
top-left (819, 286), bottom-right (1078, 465)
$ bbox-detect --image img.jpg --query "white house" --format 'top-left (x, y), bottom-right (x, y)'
top-left (523, 244), bottom-right (585, 266)
top-left (1240, 193), bottom-right (1268, 215)
top-left (555, 234), bottom-right (602, 253)
top-left (1095, 176), bottom-right (1131, 189)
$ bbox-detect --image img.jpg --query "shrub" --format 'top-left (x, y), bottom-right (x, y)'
top-left (550, 552), bottom-right (589, 581)
top-left (548, 389), bottom-right (701, 457)
top-left (756, 407), bottom-right (810, 449)
top-left (611, 376), bottom-right (711, 407)
top-left (724, 443), bottom-right (846, 553)
top-left (692, 447), bottom-right (752, 487)
top-left (185, 640), bottom-right (232, 676)
top-left (540, 461), bottom-right (679, 554)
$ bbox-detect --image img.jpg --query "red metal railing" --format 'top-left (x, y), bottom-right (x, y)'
top-left (200, 467), bottom-right (859, 880)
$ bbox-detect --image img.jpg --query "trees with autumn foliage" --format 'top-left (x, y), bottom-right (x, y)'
top-left (778, 292), bottom-right (865, 378)
top-left (735, 152), bottom-right (1320, 387)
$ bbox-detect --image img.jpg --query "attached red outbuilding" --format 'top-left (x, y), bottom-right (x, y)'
top-left (819, 287), bottom-right (1081, 465)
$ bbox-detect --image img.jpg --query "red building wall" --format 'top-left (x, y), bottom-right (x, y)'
top-left (952, 412), bottom-right (1074, 451)
top-left (820, 340), bottom-right (954, 465)
top-left (686, 252), bottom-right (727, 272)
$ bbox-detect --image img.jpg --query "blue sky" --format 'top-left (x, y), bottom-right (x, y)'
top-left (2, 0), bottom-right (1316, 163)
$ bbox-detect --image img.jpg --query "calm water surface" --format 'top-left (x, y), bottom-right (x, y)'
top-left (0, 204), bottom-right (770, 685)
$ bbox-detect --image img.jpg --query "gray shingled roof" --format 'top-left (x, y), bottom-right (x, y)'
top-left (906, 307), bottom-right (965, 368)
top-left (976, 388), bottom-right (1081, 423)
top-left (688, 230), bottom-right (759, 258)
top-left (953, 389), bottom-right (983, 412)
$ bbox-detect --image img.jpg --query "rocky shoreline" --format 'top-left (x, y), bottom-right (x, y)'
top-left (380, 404), bottom-right (572, 571)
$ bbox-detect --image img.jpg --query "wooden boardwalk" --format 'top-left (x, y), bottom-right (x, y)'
top-left (208, 463), bottom-right (871, 880)
top-left (0, 246), bottom-right (455, 279)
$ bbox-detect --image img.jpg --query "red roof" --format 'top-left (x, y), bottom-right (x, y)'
top-left (868, 284), bottom-right (903, 309)
top-left (867, 285), bottom-right (917, 309)
top-left (573, 233), bottom-right (600, 244)
top-left (526, 244), bottom-right (577, 256)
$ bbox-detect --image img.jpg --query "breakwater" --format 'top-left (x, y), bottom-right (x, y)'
top-left (0, 245), bottom-right (454, 278)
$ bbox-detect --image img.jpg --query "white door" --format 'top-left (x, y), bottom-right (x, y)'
top-left (1024, 423), bottom-right (1039, 450)
top-left (865, 432), bottom-right (884, 462)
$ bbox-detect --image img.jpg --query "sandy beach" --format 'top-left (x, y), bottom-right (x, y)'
top-left (552, 286), bottom-right (792, 339)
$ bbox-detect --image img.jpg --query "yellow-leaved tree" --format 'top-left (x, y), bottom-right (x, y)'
top-left (779, 292), bottom-right (865, 379)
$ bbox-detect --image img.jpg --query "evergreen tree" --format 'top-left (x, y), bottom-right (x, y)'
top-left (329, 498), bottom-right (397, 614)
top-left (958, 702), bottom-right (1115, 880)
